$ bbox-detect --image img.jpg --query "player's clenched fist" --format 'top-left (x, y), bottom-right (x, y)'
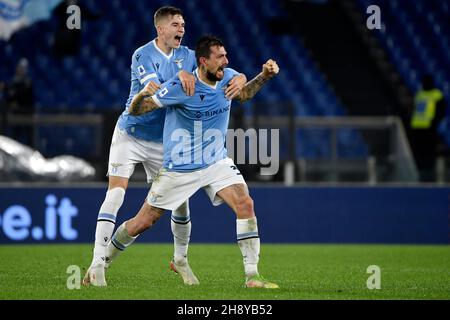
top-left (262, 59), bottom-right (279, 78)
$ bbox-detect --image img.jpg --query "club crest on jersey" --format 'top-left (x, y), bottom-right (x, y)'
top-left (149, 191), bottom-right (160, 203)
top-left (110, 163), bottom-right (122, 174)
top-left (174, 58), bottom-right (184, 69)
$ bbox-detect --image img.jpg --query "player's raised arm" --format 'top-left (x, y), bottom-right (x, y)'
top-left (235, 59), bottom-right (279, 103)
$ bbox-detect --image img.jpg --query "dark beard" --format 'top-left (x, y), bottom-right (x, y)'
top-left (206, 70), bottom-right (222, 82)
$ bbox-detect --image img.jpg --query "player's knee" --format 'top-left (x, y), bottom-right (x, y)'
top-left (108, 176), bottom-right (129, 190)
top-left (98, 187), bottom-right (126, 221)
top-left (236, 195), bottom-right (254, 216)
top-left (103, 187), bottom-right (126, 207)
top-left (173, 200), bottom-right (189, 217)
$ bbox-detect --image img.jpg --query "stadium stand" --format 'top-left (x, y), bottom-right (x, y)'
top-left (1, 0), bottom-right (369, 164)
top-left (5, 0), bottom-right (448, 179)
top-left (357, 0), bottom-right (449, 105)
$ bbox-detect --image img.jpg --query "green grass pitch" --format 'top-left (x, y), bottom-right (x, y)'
top-left (0, 244), bottom-right (448, 299)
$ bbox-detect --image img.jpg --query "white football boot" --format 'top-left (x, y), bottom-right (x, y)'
top-left (169, 258), bottom-right (200, 286)
top-left (83, 258), bottom-right (107, 287)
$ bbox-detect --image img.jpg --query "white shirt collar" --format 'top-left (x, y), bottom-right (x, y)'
top-left (152, 38), bottom-right (173, 59)
top-left (194, 68), bottom-right (218, 89)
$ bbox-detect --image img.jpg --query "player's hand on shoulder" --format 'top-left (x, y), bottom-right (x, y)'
top-left (143, 81), bottom-right (161, 96)
top-left (226, 73), bottom-right (247, 100)
top-left (262, 59), bottom-right (279, 79)
top-left (178, 70), bottom-right (196, 96)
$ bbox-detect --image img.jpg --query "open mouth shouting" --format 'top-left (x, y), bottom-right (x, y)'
top-left (174, 35), bottom-right (182, 46)
top-left (216, 65), bottom-right (227, 78)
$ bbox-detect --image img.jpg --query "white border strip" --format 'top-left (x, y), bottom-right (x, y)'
top-left (151, 94), bottom-right (163, 107)
top-left (140, 73), bottom-right (157, 84)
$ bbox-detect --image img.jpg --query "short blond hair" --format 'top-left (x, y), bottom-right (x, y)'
top-left (154, 6), bottom-right (183, 28)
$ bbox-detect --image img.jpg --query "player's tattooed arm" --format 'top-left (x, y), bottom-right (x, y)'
top-left (236, 74), bottom-right (270, 103)
top-left (235, 59), bottom-right (279, 103)
top-left (129, 94), bottom-right (159, 115)
top-left (129, 81), bottom-right (161, 115)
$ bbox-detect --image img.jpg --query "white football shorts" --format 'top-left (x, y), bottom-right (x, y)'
top-left (107, 126), bottom-right (163, 183)
top-left (147, 157), bottom-right (247, 210)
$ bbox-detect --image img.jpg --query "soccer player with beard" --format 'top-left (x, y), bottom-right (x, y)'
top-left (83, 8), bottom-right (247, 287)
top-left (106, 35), bottom-right (280, 288)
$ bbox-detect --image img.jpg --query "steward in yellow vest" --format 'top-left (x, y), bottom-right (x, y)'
top-left (411, 88), bottom-right (444, 129)
top-left (409, 74), bottom-right (447, 181)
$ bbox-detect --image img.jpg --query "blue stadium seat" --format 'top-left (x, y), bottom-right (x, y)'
top-left (0, 0), bottom-right (370, 158)
top-left (358, 0), bottom-right (450, 102)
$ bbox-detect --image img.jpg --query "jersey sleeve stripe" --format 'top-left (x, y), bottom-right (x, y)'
top-left (140, 73), bottom-right (157, 84)
top-left (151, 94), bottom-right (163, 108)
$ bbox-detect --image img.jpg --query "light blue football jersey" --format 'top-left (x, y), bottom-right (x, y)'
top-left (117, 39), bottom-right (196, 142)
top-left (152, 68), bottom-right (240, 172)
